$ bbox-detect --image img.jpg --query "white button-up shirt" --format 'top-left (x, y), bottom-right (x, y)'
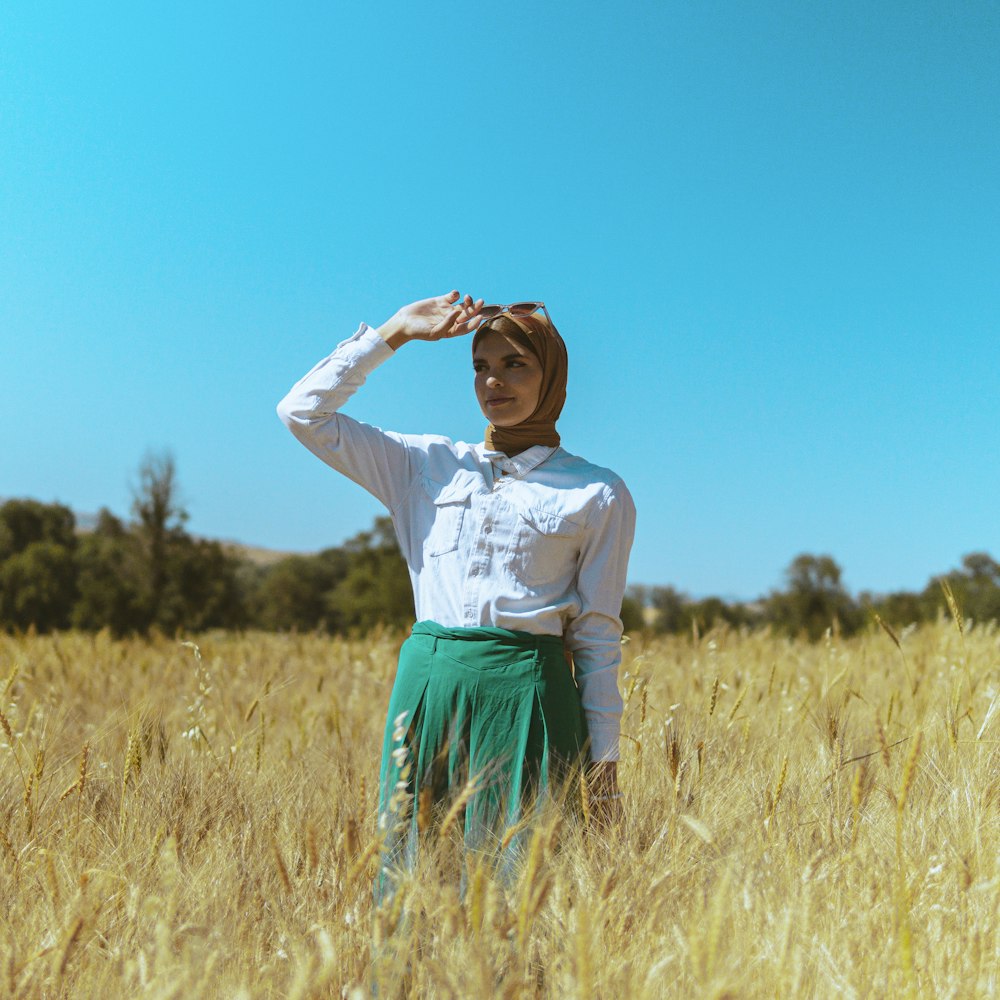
top-left (277, 324), bottom-right (636, 761)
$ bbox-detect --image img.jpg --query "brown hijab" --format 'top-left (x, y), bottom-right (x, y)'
top-left (472, 312), bottom-right (569, 455)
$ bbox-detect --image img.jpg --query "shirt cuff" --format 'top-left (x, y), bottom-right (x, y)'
top-left (586, 721), bottom-right (620, 763)
top-left (356, 323), bottom-right (396, 362)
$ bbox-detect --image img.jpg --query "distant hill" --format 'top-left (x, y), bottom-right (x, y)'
top-left (221, 541), bottom-right (302, 567)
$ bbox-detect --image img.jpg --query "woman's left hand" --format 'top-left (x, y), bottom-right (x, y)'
top-left (586, 760), bottom-right (623, 829)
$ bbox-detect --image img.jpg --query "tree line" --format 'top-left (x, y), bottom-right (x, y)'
top-left (0, 454), bottom-right (410, 636)
top-left (622, 551), bottom-right (1000, 640)
top-left (2, 454), bottom-right (997, 638)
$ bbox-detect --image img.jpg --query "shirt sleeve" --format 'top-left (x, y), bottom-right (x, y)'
top-left (563, 478), bottom-right (637, 762)
top-left (276, 324), bottom-right (420, 514)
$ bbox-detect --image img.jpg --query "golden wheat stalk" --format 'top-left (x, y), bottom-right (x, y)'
top-left (874, 612), bottom-right (916, 693)
top-left (873, 612), bottom-right (902, 652)
top-left (876, 718), bottom-right (892, 768)
top-left (147, 825), bottom-right (166, 868)
top-left (574, 899), bottom-right (593, 998)
top-left (0, 708), bottom-right (30, 798)
top-left (466, 857), bottom-right (486, 936)
top-left (499, 811), bottom-right (536, 853)
top-left (579, 770), bottom-right (591, 828)
top-left (764, 754), bottom-right (789, 826)
top-left (836, 733), bottom-right (910, 772)
top-left (77, 742), bottom-right (89, 794)
top-left (438, 775), bottom-right (481, 843)
top-left (59, 780), bottom-right (80, 802)
top-left (0, 707), bottom-right (14, 745)
top-left (976, 692), bottom-right (999, 740)
top-left (54, 915), bottom-right (84, 978)
top-left (415, 786), bottom-right (433, 833)
top-left (343, 816), bottom-right (360, 860)
top-left (60, 741), bottom-right (91, 804)
top-left (940, 579), bottom-right (964, 637)
top-left (727, 685), bottom-right (747, 724)
top-left (897, 731), bottom-right (923, 815)
top-left (667, 730), bottom-right (681, 779)
top-left (346, 836), bottom-right (381, 884)
top-left (255, 711), bottom-right (265, 773)
top-left (270, 835), bottom-right (292, 893)
top-left (44, 852), bottom-right (59, 909)
top-left (850, 759), bottom-right (868, 847)
top-left (305, 823), bottom-right (319, 873)
top-left (0, 827), bottom-right (15, 866)
top-left (517, 872), bottom-right (553, 953)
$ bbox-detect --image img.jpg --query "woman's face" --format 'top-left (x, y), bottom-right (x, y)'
top-left (473, 328), bottom-right (543, 427)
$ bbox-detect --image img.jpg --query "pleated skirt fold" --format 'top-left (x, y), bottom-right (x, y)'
top-left (375, 620), bottom-right (587, 901)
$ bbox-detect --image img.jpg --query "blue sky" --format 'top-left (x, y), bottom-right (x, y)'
top-left (2, 1), bottom-right (998, 600)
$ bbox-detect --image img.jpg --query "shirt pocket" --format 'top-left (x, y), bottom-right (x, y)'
top-left (507, 506), bottom-right (582, 588)
top-left (420, 474), bottom-right (477, 557)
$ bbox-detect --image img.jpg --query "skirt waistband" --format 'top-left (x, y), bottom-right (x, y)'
top-left (411, 619), bottom-right (564, 652)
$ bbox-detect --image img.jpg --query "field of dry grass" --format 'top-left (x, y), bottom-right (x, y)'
top-left (1, 617), bottom-right (997, 998)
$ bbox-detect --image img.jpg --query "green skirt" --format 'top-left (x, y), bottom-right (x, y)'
top-left (375, 620), bottom-right (587, 900)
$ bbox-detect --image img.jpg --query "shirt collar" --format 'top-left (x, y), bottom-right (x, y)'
top-left (479, 443), bottom-right (558, 478)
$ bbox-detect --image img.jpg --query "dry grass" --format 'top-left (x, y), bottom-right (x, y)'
top-left (0, 620), bottom-right (998, 998)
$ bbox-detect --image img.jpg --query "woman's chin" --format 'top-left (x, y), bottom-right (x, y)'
top-left (481, 404), bottom-right (532, 427)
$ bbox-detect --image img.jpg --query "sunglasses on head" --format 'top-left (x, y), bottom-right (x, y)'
top-left (478, 301), bottom-right (554, 328)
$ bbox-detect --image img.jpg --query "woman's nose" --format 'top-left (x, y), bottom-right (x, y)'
top-left (486, 373), bottom-right (503, 387)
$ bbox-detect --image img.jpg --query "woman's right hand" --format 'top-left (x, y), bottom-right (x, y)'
top-left (377, 291), bottom-right (485, 350)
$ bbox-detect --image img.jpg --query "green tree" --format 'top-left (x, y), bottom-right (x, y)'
top-left (923, 552), bottom-right (1000, 626)
top-left (248, 549), bottom-right (350, 632)
top-left (71, 509), bottom-right (143, 634)
top-left (686, 595), bottom-right (755, 633)
top-left (328, 517), bottom-right (413, 631)
top-left (649, 585), bottom-right (688, 633)
top-left (156, 537), bottom-right (247, 632)
top-left (246, 518), bottom-right (411, 633)
top-left (0, 499), bottom-right (76, 562)
top-left (620, 590), bottom-right (646, 634)
top-left (0, 540), bottom-right (78, 631)
top-left (131, 451), bottom-right (187, 627)
top-left (0, 500), bottom-right (79, 632)
top-left (767, 554), bottom-right (862, 640)
top-left (864, 589), bottom-right (925, 629)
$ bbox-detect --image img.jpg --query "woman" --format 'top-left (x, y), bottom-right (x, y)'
top-left (277, 291), bottom-right (635, 895)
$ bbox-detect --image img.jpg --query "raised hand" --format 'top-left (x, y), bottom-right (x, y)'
top-left (378, 291), bottom-right (485, 350)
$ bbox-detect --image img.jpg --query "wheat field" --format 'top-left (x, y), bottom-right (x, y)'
top-left (0, 618), bottom-right (997, 998)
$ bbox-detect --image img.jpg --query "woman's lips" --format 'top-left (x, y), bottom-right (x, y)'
top-left (486, 397), bottom-right (515, 406)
